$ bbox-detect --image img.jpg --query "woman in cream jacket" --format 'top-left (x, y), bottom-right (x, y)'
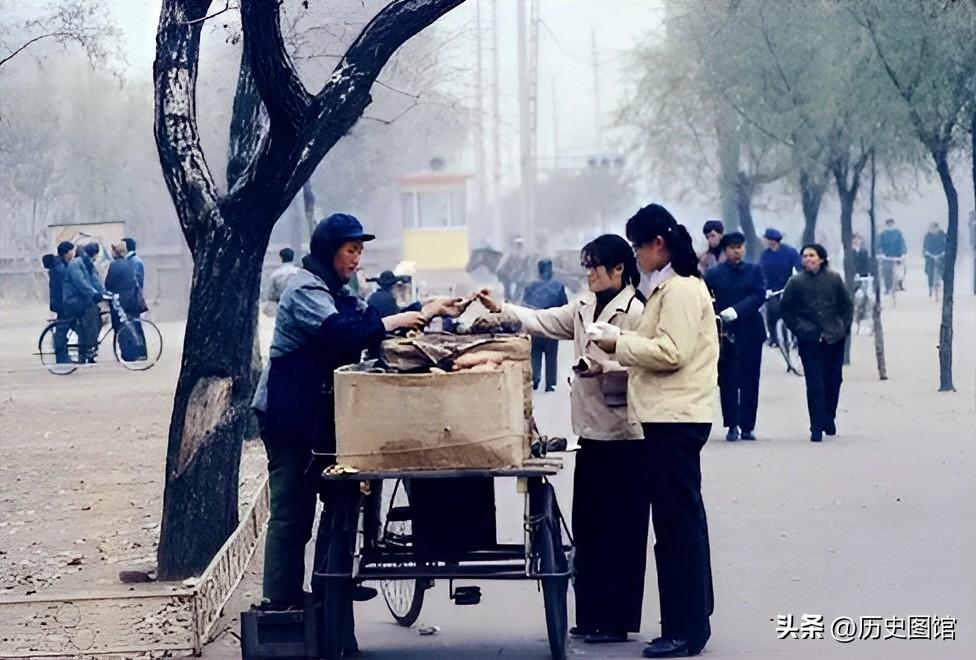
top-left (478, 234), bottom-right (648, 645)
top-left (594, 204), bottom-right (718, 659)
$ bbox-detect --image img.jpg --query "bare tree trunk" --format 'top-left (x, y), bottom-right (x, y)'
top-left (156, 218), bottom-right (271, 579)
top-left (800, 168), bottom-right (826, 246)
top-left (934, 151), bottom-right (958, 392)
top-left (971, 111), bottom-right (975, 295)
top-left (734, 174), bottom-right (761, 261)
top-left (868, 151), bottom-right (887, 380)
top-left (303, 181), bottom-right (316, 237)
top-left (717, 117), bottom-right (740, 230)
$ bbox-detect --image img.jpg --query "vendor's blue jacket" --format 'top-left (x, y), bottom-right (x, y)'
top-left (759, 244), bottom-right (802, 292)
top-left (62, 254), bottom-right (105, 317)
top-left (252, 257), bottom-right (385, 452)
top-left (705, 259), bottom-right (767, 343)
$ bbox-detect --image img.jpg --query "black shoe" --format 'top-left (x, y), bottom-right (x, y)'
top-left (585, 631), bottom-right (630, 644)
top-left (741, 430), bottom-right (756, 441)
top-left (570, 626), bottom-right (594, 638)
top-left (252, 598), bottom-right (302, 612)
top-left (825, 422), bottom-right (837, 436)
top-left (726, 426), bottom-right (740, 442)
top-left (811, 432), bottom-right (823, 442)
top-left (352, 585), bottom-right (378, 602)
top-left (545, 386), bottom-right (556, 392)
top-left (533, 383), bottom-right (540, 391)
top-left (642, 637), bottom-right (698, 658)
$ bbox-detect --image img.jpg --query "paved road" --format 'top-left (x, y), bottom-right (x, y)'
top-left (197, 282), bottom-right (974, 659)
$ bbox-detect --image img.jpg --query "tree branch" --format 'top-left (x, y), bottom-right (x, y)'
top-left (153, 0), bottom-right (222, 252)
top-left (0, 32), bottom-right (73, 69)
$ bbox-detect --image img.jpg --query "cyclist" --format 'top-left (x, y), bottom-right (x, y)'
top-left (922, 222), bottom-right (947, 297)
top-left (43, 241), bottom-right (75, 363)
top-left (62, 242), bottom-right (106, 363)
top-left (878, 218), bottom-right (906, 293)
top-left (758, 227), bottom-right (801, 346)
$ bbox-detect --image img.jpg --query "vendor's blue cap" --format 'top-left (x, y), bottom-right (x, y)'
top-left (310, 213), bottom-right (375, 258)
top-left (763, 227), bottom-right (783, 241)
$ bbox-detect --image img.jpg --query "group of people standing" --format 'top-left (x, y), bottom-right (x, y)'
top-left (695, 220), bottom-right (854, 443)
top-left (42, 237), bottom-right (147, 363)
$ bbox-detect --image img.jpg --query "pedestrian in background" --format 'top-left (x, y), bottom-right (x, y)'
top-left (758, 227), bottom-right (801, 345)
top-left (780, 244), bottom-right (854, 442)
top-left (480, 235), bottom-right (647, 644)
top-left (705, 231), bottom-right (767, 441)
top-left (878, 218), bottom-right (906, 293)
top-left (922, 222), bottom-right (947, 297)
top-left (593, 204), bottom-right (718, 659)
top-left (366, 270), bottom-right (420, 318)
top-left (522, 258), bottom-right (569, 391)
top-left (264, 247), bottom-right (301, 316)
top-left (106, 242), bottom-right (148, 361)
top-left (43, 241), bottom-right (74, 363)
top-left (698, 219), bottom-right (725, 273)
top-left (123, 237), bottom-right (145, 290)
top-left (62, 242), bottom-right (106, 363)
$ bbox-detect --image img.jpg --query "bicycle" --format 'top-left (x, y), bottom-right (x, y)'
top-left (878, 255), bottom-right (905, 308)
top-left (37, 294), bottom-right (163, 375)
top-left (765, 289), bottom-right (803, 376)
top-left (924, 252), bottom-right (944, 302)
top-left (852, 274), bottom-right (875, 334)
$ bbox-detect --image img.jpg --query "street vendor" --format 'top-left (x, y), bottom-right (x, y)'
top-left (477, 234), bottom-right (650, 645)
top-left (250, 213), bottom-right (460, 641)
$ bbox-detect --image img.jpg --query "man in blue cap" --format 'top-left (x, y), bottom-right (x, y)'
top-left (250, 213), bottom-right (462, 649)
top-left (759, 228), bottom-right (802, 345)
top-left (705, 231), bottom-right (767, 441)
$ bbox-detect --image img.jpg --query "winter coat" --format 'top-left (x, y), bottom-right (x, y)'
top-left (853, 248), bottom-right (871, 277)
top-left (878, 228), bottom-right (906, 258)
top-left (923, 231), bottom-right (947, 256)
top-left (62, 254), bottom-right (105, 317)
top-left (705, 260), bottom-right (767, 344)
top-left (522, 277), bottom-right (569, 310)
top-left (252, 266), bottom-right (385, 451)
top-left (698, 247), bottom-right (725, 274)
top-left (780, 268), bottom-right (854, 345)
top-left (126, 252), bottom-right (146, 290)
top-left (46, 259), bottom-right (67, 315)
top-left (615, 274), bottom-right (719, 423)
top-left (105, 257), bottom-right (147, 316)
top-left (759, 243), bottom-right (802, 292)
top-left (266, 263), bottom-right (300, 303)
top-left (505, 286), bottom-right (644, 441)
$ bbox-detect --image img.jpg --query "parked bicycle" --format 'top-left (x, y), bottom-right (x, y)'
top-left (37, 294), bottom-right (163, 375)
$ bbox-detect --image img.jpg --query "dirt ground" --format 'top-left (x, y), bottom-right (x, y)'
top-left (1, 257), bottom-right (974, 659)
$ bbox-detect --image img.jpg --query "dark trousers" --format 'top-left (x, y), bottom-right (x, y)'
top-left (572, 439), bottom-right (650, 633)
top-left (797, 339), bottom-right (845, 434)
top-left (764, 297), bottom-right (781, 344)
top-left (54, 312), bottom-right (71, 363)
top-left (718, 336), bottom-right (763, 432)
top-left (642, 423), bottom-right (713, 648)
top-left (73, 304), bottom-right (100, 361)
top-left (261, 433), bottom-right (322, 605)
top-left (530, 337), bottom-right (559, 389)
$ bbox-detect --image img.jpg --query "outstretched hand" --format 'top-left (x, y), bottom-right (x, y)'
top-left (474, 288), bottom-right (502, 313)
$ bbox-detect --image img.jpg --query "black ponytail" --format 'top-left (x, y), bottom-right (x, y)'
top-left (625, 203), bottom-right (701, 278)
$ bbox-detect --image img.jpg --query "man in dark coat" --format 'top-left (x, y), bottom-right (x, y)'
top-left (62, 242), bottom-right (106, 362)
top-left (123, 237), bottom-right (146, 290)
top-left (106, 242), bottom-right (148, 361)
top-left (758, 227), bottom-right (802, 345)
top-left (922, 222), bottom-right (947, 297)
top-left (522, 259), bottom-right (569, 391)
top-left (705, 232), bottom-right (766, 441)
top-left (366, 270), bottom-right (419, 318)
top-left (44, 241), bottom-right (75, 362)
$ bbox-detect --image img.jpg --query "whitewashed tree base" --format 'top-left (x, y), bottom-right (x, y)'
top-left (0, 477), bottom-right (269, 658)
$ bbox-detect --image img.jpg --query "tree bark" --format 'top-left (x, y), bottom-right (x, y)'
top-left (933, 151), bottom-right (958, 392)
top-left (799, 168), bottom-right (826, 246)
top-left (734, 173), bottom-right (761, 261)
top-left (868, 151), bottom-right (887, 380)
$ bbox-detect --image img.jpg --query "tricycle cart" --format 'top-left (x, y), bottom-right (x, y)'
top-left (312, 461), bottom-right (573, 659)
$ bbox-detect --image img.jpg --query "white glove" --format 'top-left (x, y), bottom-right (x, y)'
top-left (765, 289), bottom-right (775, 300)
top-left (585, 322), bottom-right (621, 343)
top-left (719, 307), bottom-right (738, 323)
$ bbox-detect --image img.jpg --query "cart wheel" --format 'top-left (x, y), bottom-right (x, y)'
top-left (319, 492), bottom-right (359, 659)
top-left (531, 481), bottom-right (569, 660)
top-left (382, 579), bottom-right (426, 627)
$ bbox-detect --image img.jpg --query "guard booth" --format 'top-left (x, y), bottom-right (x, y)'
top-left (397, 171), bottom-right (472, 296)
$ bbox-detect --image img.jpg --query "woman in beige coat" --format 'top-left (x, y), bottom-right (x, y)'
top-left (593, 205), bottom-right (718, 659)
top-left (478, 234), bottom-right (648, 645)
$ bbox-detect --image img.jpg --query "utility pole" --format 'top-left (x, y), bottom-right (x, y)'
top-left (473, 0), bottom-right (487, 239)
top-left (517, 0), bottom-right (540, 251)
top-left (591, 28), bottom-right (602, 148)
top-left (491, 0), bottom-right (502, 248)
